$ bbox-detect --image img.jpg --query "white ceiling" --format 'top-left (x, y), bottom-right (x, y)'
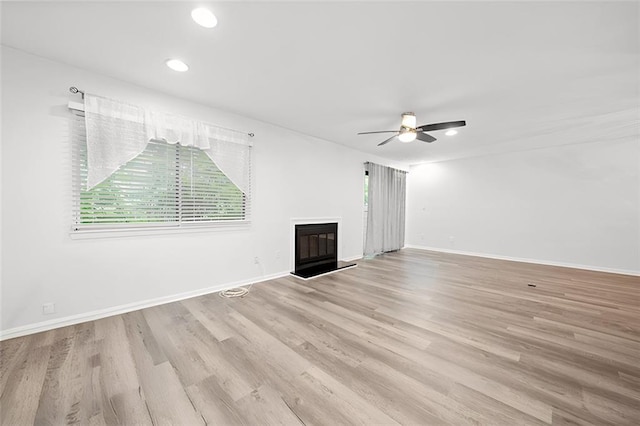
top-left (2, 1), bottom-right (638, 165)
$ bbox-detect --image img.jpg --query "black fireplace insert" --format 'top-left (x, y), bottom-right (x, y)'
top-left (294, 223), bottom-right (338, 278)
top-left (292, 222), bottom-right (356, 279)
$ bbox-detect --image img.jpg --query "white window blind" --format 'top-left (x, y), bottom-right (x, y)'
top-left (71, 109), bottom-right (252, 231)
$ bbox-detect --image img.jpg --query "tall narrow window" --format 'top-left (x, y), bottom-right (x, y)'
top-left (363, 162), bottom-right (406, 256)
top-left (364, 170), bottom-right (369, 208)
top-left (363, 169), bottom-right (369, 251)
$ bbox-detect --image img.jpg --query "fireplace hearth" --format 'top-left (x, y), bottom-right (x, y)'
top-left (292, 222), bottom-right (356, 279)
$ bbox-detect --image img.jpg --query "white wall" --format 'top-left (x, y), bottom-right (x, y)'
top-left (0, 47), bottom-right (404, 335)
top-left (406, 139), bottom-right (640, 274)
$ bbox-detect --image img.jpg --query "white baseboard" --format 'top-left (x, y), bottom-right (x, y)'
top-left (342, 254), bottom-right (363, 262)
top-left (0, 271), bottom-right (290, 341)
top-left (405, 244), bottom-right (640, 277)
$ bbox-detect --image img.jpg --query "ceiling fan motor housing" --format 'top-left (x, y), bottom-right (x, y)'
top-left (401, 112), bottom-right (417, 130)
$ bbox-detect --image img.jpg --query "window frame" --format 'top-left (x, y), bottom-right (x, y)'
top-left (70, 104), bottom-right (252, 237)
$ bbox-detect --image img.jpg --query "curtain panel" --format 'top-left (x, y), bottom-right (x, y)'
top-left (364, 162), bottom-right (407, 256)
top-left (84, 94), bottom-right (252, 192)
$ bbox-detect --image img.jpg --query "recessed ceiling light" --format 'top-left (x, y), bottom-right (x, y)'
top-left (445, 129), bottom-right (458, 136)
top-left (165, 59), bottom-right (189, 72)
top-left (191, 7), bottom-right (217, 28)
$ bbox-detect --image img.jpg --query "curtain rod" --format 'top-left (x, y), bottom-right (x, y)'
top-left (69, 86), bottom-right (255, 137)
top-left (69, 86), bottom-right (85, 97)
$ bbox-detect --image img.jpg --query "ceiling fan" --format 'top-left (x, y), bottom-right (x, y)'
top-left (358, 112), bottom-right (466, 146)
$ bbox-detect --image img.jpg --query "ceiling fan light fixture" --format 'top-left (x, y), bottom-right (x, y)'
top-left (401, 112), bottom-right (416, 129)
top-left (357, 114), bottom-right (465, 146)
top-left (398, 130), bottom-right (417, 143)
top-left (445, 129), bottom-right (458, 136)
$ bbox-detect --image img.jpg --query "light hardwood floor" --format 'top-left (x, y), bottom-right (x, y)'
top-left (1, 249), bottom-right (640, 425)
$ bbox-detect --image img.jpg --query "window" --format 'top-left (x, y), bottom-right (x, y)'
top-left (71, 110), bottom-right (251, 231)
top-left (364, 170), bottom-right (369, 209)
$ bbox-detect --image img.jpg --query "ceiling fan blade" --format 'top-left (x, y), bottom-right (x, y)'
top-left (417, 120), bottom-right (466, 132)
top-left (357, 130), bottom-right (398, 135)
top-left (377, 134), bottom-right (398, 146)
top-left (416, 132), bottom-right (437, 143)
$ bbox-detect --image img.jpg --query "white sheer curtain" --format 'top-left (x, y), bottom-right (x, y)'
top-left (364, 162), bottom-right (407, 256)
top-left (84, 95), bottom-right (147, 190)
top-left (84, 94), bottom-right (252, 192)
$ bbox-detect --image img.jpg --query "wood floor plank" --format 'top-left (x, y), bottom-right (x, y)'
top-left (0, 336), bottom-right (28, 394)
top-left (294, 340), bottom-right (444, 425)
top-left (1, 248), bottom-right (639, 424)
top-left (181, 297), bottom-right (237, 342)
top-left (97, 315), bottom-right (153, 425)
top-left (34, 323), bottom-right (95, 425)
top-left (233, 384), bottom-right (304, 426)
top-left (1, 334), bottom-right (51, 425)
top-left (186, 375), bottom-right (249, 425)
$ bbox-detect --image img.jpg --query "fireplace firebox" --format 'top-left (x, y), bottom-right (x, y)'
top-left (292, 222), bottom-right (355, 279)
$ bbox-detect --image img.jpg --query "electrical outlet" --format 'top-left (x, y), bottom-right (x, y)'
top-left (275, 250), bottom-right (281, 259)
top-left (254, 256), bottom-right (260, 264)
top-left (42, 303), bottom-right (55, 315)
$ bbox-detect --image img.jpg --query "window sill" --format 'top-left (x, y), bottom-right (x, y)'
top-left (69, 221), bottom-right (251, 240)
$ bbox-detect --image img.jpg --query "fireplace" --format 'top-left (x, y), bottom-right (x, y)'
top-left (291, 220), bottom-right (357, 279)
top-left (294, 223), bottom-right (338, 278)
